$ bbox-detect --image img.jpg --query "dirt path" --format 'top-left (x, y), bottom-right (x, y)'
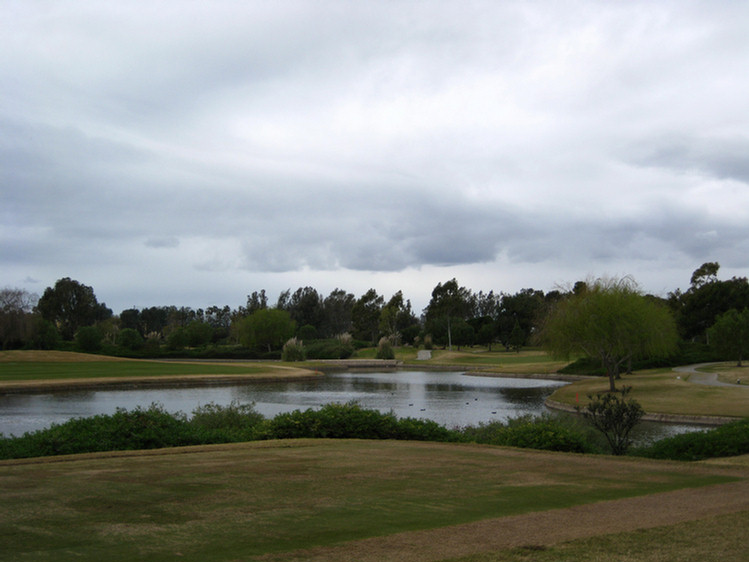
top-left (257, 479), bottom-right (749, 562)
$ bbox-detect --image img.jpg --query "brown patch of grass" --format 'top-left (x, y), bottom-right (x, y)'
top-left (704, 363), bottom-right (749, 384)
top-left (2, 440), bottom-right (746, 561)
top-left (700, 454), bottom-right (749, 468)
top-left (0, 350), bottom-right (134, 362)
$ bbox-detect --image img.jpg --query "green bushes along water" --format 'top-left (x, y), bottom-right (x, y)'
top-left (1, 401), bottom-right (747, 462)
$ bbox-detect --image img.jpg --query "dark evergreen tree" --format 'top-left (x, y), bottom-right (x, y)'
top-left (36, 278), bottom-right (111, 340)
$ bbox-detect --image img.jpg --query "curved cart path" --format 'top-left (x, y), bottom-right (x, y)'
top-left (257, 478), bottom-right (749, 562)
top-left (673, 363), bottom-right (749, 387)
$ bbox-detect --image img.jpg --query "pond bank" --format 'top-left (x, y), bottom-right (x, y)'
top-left (0, 370), bottom-right (322, 395)
top-left (544, 398), bottom-right (739, 426)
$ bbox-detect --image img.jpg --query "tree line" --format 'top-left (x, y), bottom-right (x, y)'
top-left (2, 263), bottom-right (749, 366)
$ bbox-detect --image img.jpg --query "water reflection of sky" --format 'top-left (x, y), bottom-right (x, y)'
top-left (0, 371), bottom-right (702, 444)
top-left (229, 371), bottom-right (567, 429)
top-left (0, 371), bottom-right (565, 436)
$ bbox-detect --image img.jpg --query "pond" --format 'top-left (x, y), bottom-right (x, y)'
top-left (0, 370), bottom-right (701, 445)
top-left (0, 371), bottom-right (563, 436)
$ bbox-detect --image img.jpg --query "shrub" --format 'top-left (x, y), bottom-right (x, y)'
top-left (304, 339), bottom-right (354, 359)
top-left (74, 326), bottom-right (103, 353)
top-left (0, 404), bottom-right (195, 459)
top-left (459, 414), bottom-right (594, 454)
top-left (580, 387), bottom-right (644, 455)
top-left (376, 337), bottom-right (395, 360)
top-left (265, 403), bottom-right (390, 439)
top-left (185, 321), bottom-right (214, 348)
top-left (117, 328), bottom-right (144, 351)
top-left (31, 319), bottom-right (59, 350)
top-left (281, 337), bottom-right (306, 361)
top-left (264, 402), bottom-right (457, 442)
top-left (189, 401), bottom-right (266, 441)
top-left (0, 402), bottom-right (460, 460)
top-left (391, 416), bottom-right (456, 442)
top-left (632, 419), bottom-right (749, 461)
top-left (297, 324), bottom-right (317, 341)
top-left (166, 327), bottom-right (188, 350)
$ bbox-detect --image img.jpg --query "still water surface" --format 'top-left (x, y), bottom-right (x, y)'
top-left (0, 371), bottom-right (562, 436)
top-left (0, 370), bottom-right (701, 444)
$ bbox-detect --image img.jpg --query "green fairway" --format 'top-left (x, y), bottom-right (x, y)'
top-left (387, 347), bottom-right (569, 374)
top-left (0, 351), bottom-right (316, 385)
top-left (0, 360), bottom-right (271, 381)
top-left (0, 439), bottom-right (741, 561)
top-left (549, 369), bottom-right (749, 419)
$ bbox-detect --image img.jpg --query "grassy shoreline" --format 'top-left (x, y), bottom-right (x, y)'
top-left (0, 350), bottom-right (321, 393)
top-left (2, 350), bottom-right (746, 424)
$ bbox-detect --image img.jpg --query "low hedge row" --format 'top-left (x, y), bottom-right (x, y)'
top-left (0, 402), bottom-right (456, 460)
top-left (631, 418), bottom-right (749, 461)
top-left (1, 402), bottom-right (747, 462)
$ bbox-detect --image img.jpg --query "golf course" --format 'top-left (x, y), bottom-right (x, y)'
top-left (1, 350), bottom-right (748, 561)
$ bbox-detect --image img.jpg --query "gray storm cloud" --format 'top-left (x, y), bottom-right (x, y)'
top-left (3, 1), bottom-right (749, 312)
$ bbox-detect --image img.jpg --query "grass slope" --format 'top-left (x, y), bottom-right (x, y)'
top-left (0, 350), bottom-right (314, 384)
top-left (445, 510), bottom-right (749, 562)
top-left (0, 439), bottom-right (742, 561)
top-left (548, 369), bottom-right (749, 419)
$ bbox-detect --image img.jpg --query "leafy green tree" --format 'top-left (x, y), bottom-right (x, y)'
top-left (579, 387), bottom-right (644, 455)
top-left (204, 305), bottom-right (232, 342)
top-left (378, 291), bottom-right (419, 346)
top-left (165, 306), bottom-right (198, 333)
top-left (36, 278), bottom-right (112, 340)
top-left (497, 288), bottom-right (545, 349)
top-left (119, 308), bottom-right (141, 333)
top-left (453, 318), bottom-right (475, 350)
top-left (424, 279), bottom-right (472, 350)
top-left (669, 262), bottom-right (749, 341)
top-left (473, 318), bottom-right (497, 350)
top-left (278, 287), bottom-right (324, 335)
top-left (690, 261), bottom-right (720, 288)
top-left (541, 276), bottom-right (678, 392)
top-left (473, 290), bottom-right (500, 319)
top-left (322, 288), bottom-right (355, 337)
top-left (352, 288), bottom-right (384, 343)
top-left (508, 321), bottom-right (525, 352)
top-left (139, 306), bottom-right (168, 338)
top-left (243, 290), bottom-right (268, 315)
top-left (708, 308), bottom-right (749, 366)
top-left (236, 308), bottom-right (296, 352)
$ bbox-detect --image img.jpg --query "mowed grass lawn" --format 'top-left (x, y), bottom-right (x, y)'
top-left (0, 439), bottom-right (742, 561)
top-left (391, 348), bottom-right (570, 374)
top-left (0, 351), bottom-right (312, 383)
top-left (548, 369), bottom-right (749, 419)
top-left (424, 349), bottom-right (568, 374)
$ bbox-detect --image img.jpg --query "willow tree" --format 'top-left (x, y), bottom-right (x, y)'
top-left (540, 277), bottom-right (678, 392)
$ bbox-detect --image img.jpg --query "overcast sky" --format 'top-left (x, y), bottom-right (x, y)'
top-left (3, 1), bottom-right (749, 315)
